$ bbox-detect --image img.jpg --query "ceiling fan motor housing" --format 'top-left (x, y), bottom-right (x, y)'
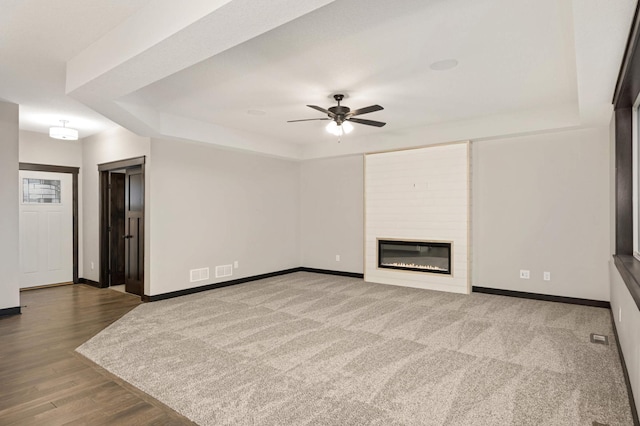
top-left (328, 105), bottom-right (350, 124)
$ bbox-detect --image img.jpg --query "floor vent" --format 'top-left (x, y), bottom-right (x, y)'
top-left (590, 334), bottom-right (609, 345)
top-left (190, 267), bottom-right (209, 283)
top-left (215, 264), bottom-right (233, 278)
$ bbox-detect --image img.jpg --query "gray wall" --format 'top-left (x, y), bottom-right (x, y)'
top-left (472, 127), bottom-right (611, 301)
top-left (148, 138), bottom-right (300, 295)
top-left (298, 128), bottom-right (611, 301)
top-left (300, 155), bottom-right (364, 273)
top-left (82, 127), bottom-right (151, 285)
top-left (72, 124), bottom-right (611, 303)
top-left (0, 101), bottom-right (20, 310)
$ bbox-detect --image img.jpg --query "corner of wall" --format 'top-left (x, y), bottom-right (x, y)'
top-left (0, 100), bottom-right (20, 310)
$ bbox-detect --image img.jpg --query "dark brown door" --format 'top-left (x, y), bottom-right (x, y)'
top-left (124, 167), bottom-right (144, 296)
top-left (109, 173), bottom-right (126, 285)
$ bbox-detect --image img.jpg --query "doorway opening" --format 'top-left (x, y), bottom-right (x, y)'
top-left (99, 157), bottom-right (145, 298)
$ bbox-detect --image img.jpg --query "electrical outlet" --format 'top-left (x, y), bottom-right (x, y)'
top-left (519, 270), bottom-right (530, 279)
top-left (234, 261), bottom-right (239, 269)
top-left (91, 262), bottom-right (94, 270)
top-left (335, 254), bottom-right (341, 262)
top-left (543, 272), bottom-right (551, 281)
top-left (619, 306), bottom-right (622, 323)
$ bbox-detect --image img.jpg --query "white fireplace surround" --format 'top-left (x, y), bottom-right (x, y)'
top-left (364, 142), bottom-right (471, 294)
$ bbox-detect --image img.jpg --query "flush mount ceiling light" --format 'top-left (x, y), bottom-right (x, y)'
top-left (49, 120), bottom-right (78, 140)
top-left (429, 59), bottom-right (459, 71)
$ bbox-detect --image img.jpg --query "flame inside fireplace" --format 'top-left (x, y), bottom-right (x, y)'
top-left (380, 262), bottom-right (448, 272)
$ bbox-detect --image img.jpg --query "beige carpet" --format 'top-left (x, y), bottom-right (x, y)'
top-left (77, 272), bottom-right (632, 425)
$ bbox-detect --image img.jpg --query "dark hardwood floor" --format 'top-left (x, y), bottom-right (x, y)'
top-left (0, 284), bottom-right (196, 425)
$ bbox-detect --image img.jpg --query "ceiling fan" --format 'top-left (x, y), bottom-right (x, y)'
top-left (288, 94), bottom-right (386, 136)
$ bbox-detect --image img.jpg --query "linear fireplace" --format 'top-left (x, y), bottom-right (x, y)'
top-left (378, 239), bottom-right (452, 275)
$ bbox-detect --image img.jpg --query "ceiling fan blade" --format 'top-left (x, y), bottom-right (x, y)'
top-left (287, 118), bottom-right (331, 123)
top-left (307, 105), bottom-right (335, 117)
top-left (348, 117), bottom-right (386, 127)
top-left (348, 104), bottom-right (383, 117)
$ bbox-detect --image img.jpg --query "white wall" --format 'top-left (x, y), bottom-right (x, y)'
top-left (19, 130), bottom-right (82, 167)
top-left (148, 138), bottom-right (300, 296)
top-left (365, 143), bottom-right (471, 294)
top-left (300, 155), bottom-right (364, 273)
top-left (82, 127), bottom-right (150, 285)
top-left (19, 130), bottom-right (84, 279)
top-left (473, 127), bottom-right (611, 301)
top-left (0, 101), bottom-right (20, 311)
top-left (610, 263), bottom-right (640, 415)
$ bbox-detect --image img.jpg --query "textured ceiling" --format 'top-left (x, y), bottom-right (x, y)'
top-left (124, 0), bottom-right (578, 146)
top-left (0, 0), bottom-right (151, 136)
top-left (2, 0), bottom-right (637, 158)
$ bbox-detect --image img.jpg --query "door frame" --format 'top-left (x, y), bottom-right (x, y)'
top-left (98, 156), bottom-right (146, 296)
top-left (18, 163), bottom-right (80, 284)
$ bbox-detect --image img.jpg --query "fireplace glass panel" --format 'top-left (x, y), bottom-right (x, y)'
top-left (378, 240), bottom-right (451, 274)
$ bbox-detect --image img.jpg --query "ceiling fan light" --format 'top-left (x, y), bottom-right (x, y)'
top-left (326, 121), bottom-right (353, 136)
top-left (326, 121), bottom-right (340, 136)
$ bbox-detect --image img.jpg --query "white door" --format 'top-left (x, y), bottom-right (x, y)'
top-left (19, 171), bottom-right (73, 288)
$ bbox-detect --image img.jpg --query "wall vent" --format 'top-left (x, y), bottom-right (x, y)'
top-left (590, 333), bottom-right (609, 345)
top-left (190, 267), bottom-right (210, 282)
top-left (215, 264), bottom-right (233, 278)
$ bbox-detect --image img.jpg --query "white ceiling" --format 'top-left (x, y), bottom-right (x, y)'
top-left (0, 0), bottom-right (151, 137)
top-left (2, 0), bottom-right (637, 159)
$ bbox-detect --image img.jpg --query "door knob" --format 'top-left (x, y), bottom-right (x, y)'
top-left (123, 235), bottom-right (133, 239)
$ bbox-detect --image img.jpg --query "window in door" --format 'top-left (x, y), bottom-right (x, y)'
top-left (22, 178), bottom-right (61, 204)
